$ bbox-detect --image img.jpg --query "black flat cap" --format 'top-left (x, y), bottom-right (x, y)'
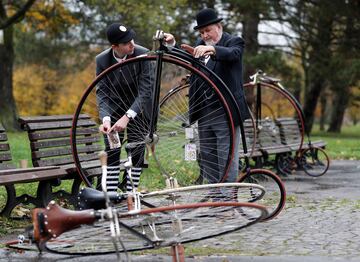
top-left (106, 23), bottom-right (136, 44)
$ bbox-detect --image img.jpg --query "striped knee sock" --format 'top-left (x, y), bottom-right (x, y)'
top-left (106, 165), bottom-right (120, 192)
top-left (126, 167), bottom-right (142, 192)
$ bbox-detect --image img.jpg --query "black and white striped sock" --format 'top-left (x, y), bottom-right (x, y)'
top-left (106, 165), bottom-right (120, 192)
top-left (126, 167), bottom-right (142, 192)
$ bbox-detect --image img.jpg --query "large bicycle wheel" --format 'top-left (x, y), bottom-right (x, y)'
top-left (237, 169), bottom-right (286, 221)
top-left (244, 82), bottom-right (305, 153)
top-left (72, 54), bottom-right (236, 190)
top-left (298, 146), bottom-right (330, 177)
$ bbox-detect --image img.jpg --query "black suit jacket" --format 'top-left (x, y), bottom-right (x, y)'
top-left (95, 45), bottom-right (153, 122)
top-left (189, 32), bottom-right (250, 125)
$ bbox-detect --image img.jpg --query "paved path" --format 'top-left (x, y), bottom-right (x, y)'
top-left (191, 160), bottom-right (360, 258)
top-left (1, 160), bottom-right (359, 261)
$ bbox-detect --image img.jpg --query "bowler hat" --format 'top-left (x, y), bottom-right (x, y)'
top-left (193, 8), bottom-right (223, 30)
top-left (106, 23), bottom-right (136, 44)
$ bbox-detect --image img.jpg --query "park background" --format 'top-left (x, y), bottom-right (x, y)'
top-left (0, 0), bottom-right (359, 134)
top-left (0, 0), bottom-right (360, 253)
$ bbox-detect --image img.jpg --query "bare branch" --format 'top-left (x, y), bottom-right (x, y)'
top-left (0, 0), bottom-right (36, 29)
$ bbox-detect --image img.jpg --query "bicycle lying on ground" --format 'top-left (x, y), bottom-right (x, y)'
top-left (7, 151), bottom-right (268, 260)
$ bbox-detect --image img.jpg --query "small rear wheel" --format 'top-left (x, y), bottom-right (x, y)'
top-left (299, 146), bottom-right (330, 177)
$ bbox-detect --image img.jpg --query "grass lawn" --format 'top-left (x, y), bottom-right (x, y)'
top-left (1, 124), bottom-right (360, 242)
top-left (312, 124), bottom-right (360, 160)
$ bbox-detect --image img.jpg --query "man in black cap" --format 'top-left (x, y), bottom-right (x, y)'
top-left (164, 8), bottom-right (250, 183)
top-left (96, 23), bottom-right (153, 193)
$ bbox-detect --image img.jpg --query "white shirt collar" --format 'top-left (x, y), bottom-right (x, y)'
top-left (112, 49), bottom-right (127, 63)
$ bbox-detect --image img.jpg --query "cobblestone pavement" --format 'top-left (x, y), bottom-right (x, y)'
top-left (1, 160), bottom-right (359, 261)
top-left (191, 160), bottom-right (360, 259)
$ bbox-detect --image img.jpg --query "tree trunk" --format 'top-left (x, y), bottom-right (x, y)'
top-left (242, 11), bottom-right (260, 82)
top-left (301, 1), bottom-right (333, 134)
top-left (0, 25), bottom-right (19, 131)
top-left (303, 78), bottom-right (324, 134)
top-left (241, 10), bottom-right (260, 110)
top-left (327, 86), bottom-right (350, 133)
top-left (327, 8), bottom-right (356, 133)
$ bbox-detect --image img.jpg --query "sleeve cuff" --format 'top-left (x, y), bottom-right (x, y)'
top-left (126, 109), bottom-right (137, 119)
top-left (102, 116), bottom-right (111, 124)
top-left (164, 40), bottom-right (176, 48)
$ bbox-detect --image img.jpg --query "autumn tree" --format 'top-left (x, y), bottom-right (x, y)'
top-left (327, 0), bottom-right (360, 132)
top-left (0, 0), bottom-right (36, 130)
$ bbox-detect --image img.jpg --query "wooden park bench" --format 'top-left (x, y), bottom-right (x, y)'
top-left (0, 123), bottom-right (68, 217)
top-left (239, 119), bottom-right (292, 169)
top-left (275, 117), bottom-right (327, 150)
top-left (18, 114), bottom-right (104, 205)
top-left (257, 118), bottom-right (292, 156)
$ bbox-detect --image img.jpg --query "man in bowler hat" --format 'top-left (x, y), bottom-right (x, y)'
top-left (164, 8), bottom-right (250, 183)
top-left (96, 23), bottom-right (153, 192)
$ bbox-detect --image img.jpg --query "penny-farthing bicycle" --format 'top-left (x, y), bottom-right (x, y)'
top-left (244, 70), bottom-right (330, 177)
top-left (71, 31), bottom-right (240, 189)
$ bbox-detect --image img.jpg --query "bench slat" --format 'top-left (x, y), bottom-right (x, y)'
top-left (0, 163), bottom-right (16, 170)
top-left (0, 153), bottom-right (12, 162)
top-left (36, 152), bottom-right (100, 167)
top-left (30, 136), bottom-right (101, 150)
top-left (28, 127), bottom-right (99, 141)
top-left (0, 168), bottom-right (67, 185)
top-left (32, 144), bottom-right (102, 159)
top-left (18, 114), bottom-right (91, 124)
top-left (0, 133), bottom-right (8, 141)
top-left (0, 144), bottom-right (10, 151)
top-left (25, 119), bottom-right (98, 131)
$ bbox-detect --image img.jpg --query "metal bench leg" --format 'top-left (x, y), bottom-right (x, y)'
top-left (36, 181), bottom-right (53, 207)
top-left (254, 156), bottom-right (264, 168)
top-left (0, 184), bottom-right (16, 217)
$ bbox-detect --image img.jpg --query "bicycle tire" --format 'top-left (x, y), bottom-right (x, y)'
top-left (71, 54), bottom-right (236, 189)
top-left (299, 146), bottom-right (330, 177)
top-left (41, 201), bottom-right (267, 255)
top-left (244, 82), bottom-right (305, 153)
top-left (237, 168), bottom-right (286, 221)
